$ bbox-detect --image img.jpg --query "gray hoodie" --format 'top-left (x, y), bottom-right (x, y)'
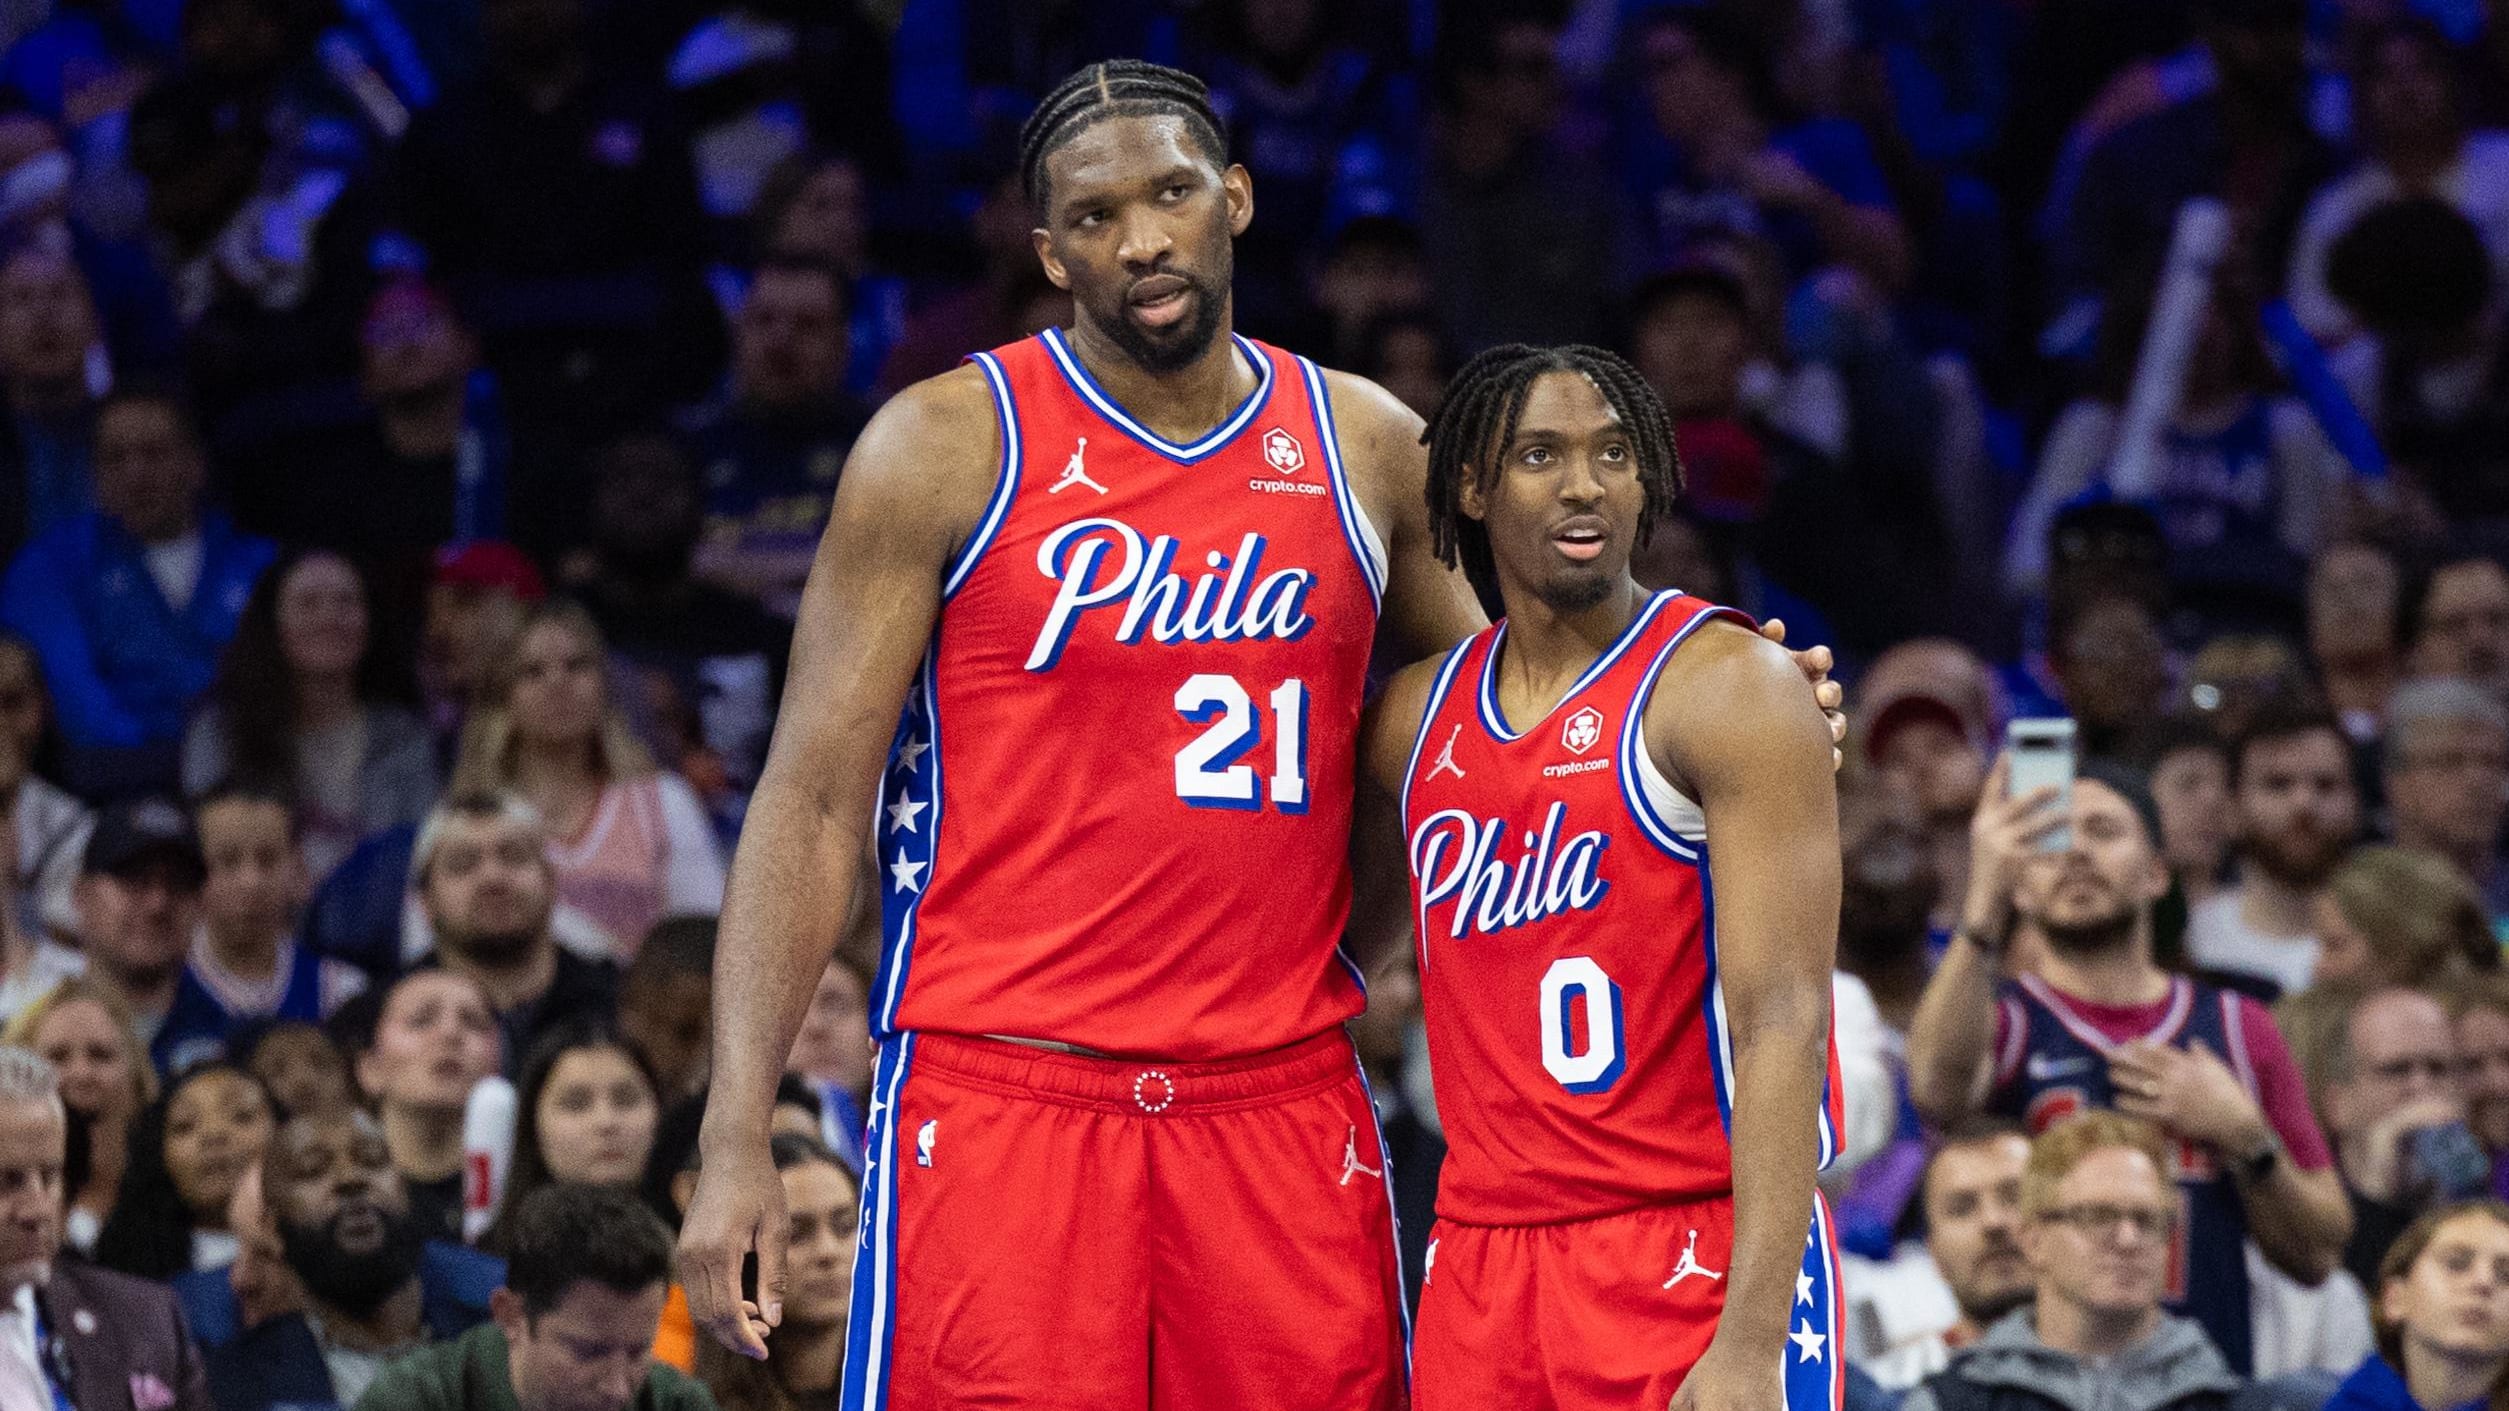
top-left (1902, 1309), bottom-right (2252, 1411)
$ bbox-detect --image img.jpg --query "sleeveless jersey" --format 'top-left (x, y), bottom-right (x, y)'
top-left (873, 329), bottom-right (1384, 1060)
top-left (1401, 590), bottom-right (1845, 1225)
top-left (1990, 974), bottom-right (2256, 1374)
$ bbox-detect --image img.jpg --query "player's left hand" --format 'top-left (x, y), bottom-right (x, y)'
top-left (1760, 618), bottom-right (1845, 772)
top-left (2111, 1039), bottom-right (2268, 1155)
top-left (1668, 1338), bottom-right (1788, 1411)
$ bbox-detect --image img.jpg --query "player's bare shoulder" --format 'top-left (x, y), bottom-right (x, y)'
top-left (826, 362), bottom-right (1004, 562)
top-left (1312, 366), bottom-right (1429, 520)
top-left (1643, 617), bottom-right (1834, 790)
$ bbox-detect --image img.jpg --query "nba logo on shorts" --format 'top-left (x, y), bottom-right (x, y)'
top-left (1262, 427), bottom-right (1306, 475)
top-left (1562, 707), bottom-right (1605, 755)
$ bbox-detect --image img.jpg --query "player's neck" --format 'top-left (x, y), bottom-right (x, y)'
top-left (1493, 577), bottom-right (1649, 702)
top-left (1061, 316), bottom-right (1253, 447)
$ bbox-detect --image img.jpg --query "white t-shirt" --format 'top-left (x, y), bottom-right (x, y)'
top-left (2185, 890), bottom-right (2321, 997)
top-left (140, 531), bottom-right (203, 613)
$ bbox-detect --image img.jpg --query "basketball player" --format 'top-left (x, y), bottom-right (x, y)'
top-left (679, 63), bottom-right (1841, 1409)
top-left (1364, 344), bottom-right (1844, 1411)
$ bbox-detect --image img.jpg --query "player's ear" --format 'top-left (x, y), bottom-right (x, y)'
top-left (1222, 163), bottom-right (1254, 237)
top-left (1031, 228), bottom-right (1072, 292)
top-left (1458, 467), bottom-right (1490, 524)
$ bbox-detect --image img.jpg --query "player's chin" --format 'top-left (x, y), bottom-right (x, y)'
top-left (1531, 559), bottom-right (1623, 613)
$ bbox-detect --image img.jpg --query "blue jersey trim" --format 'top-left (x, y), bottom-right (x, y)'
top-left (839, 1034), bottom-right (916, 1411)
top-left (1474, 591), bottom-right (1677, 743)
top-left (872, 654), bottom-right (945, 1035)
top-left (1297, 356), bottom-right (1387, 607)
top-left (1350, 1053), bottom-right (1414, 1389)
top-left (944, 353), bottom-right (1025, 600)
top-left (1039, 327), bottom-right (1274, 463)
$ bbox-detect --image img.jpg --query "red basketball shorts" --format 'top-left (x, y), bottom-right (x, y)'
top-left (838, 1029), bottom-right (1411, 1411)
top-left (1413, 1192), bottom-right (1844, 1411)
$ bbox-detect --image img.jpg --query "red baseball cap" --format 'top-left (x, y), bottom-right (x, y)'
top-left (431, 541), bottom-right (546, 600)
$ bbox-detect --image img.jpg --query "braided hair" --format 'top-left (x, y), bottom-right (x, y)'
top-left (1421, 344), bottom-right (1685, 600)
top-left (1017, 61), bottom-right (1231, 212)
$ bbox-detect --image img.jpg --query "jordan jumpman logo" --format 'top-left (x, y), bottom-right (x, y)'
top-left (1338, 1125), bottom-right (1382, 1186)
top-left (1049, 436), bottom-right (1107, 495)
top-left (1426, 725), bottom-right (1466, 781)
top-left (1663, 1230), bottom-right (1725, 1288)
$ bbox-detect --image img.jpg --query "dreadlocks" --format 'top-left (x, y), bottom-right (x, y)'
top-left (1018, 61), bottom-right (1231, 212)
top-left (1420, 343), bottom-right (1686, 597)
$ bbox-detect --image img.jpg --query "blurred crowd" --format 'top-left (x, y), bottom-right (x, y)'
top-left (0, 0), bottom-right (2491, 1409)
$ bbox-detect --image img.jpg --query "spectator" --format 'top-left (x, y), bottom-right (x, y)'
top-left (0, 243), bottom-right (102, 556)
top-left (682, 255), bottom-right (867, 617)
top-left (0, 1044), bottom-right (213, 1411)
top-left (2184, 635), bottom-right (2316, 745)
top-left (1907, 759), bottom-right (2350, 1372)
top-left (0, 386), bottom-right (276, 796)
top-left (690, 1134), bottom-right (856, 1411)
top-left (354, 1183), bottom-right (712, 1411)
top-left (2049, 591), bottom-right (2174, 764)
top-left (207, 1108), bottom-right (505, 1411)
top-left (0, 632), bottom-right (94, 943)
top-left (242, 1020), bottom-right (356, 1121)
top-left (2050, 0), bottom-right (2332, 322)
top-left (448, 607), bottom-right (726, 961)
top-left (92, 1059), bottom-right (276, 1280)
top-left (157, 785), bottom-right (367, 1068)
top-left (2444, 979), bottom-right (2509, 1194)
top-left (2313, 848), bottom-right (2498, 991)
top-left (2005, 264), bottom-right (2345, 609)
top-left (1625, 262), bottom-right (1836, 532)
top-left (572, 433), bottom-right (786, 829)
top-left (2406, 554), bottom-right (2509, 712)
top-left (227, 278), bottom-right (511, 562)
top-left (782, 954), bottom-right (869, 1172)
top-left (1837, 776), bottom-right (1939, 1039)
top-left (1621, 6), bottom-right (1912, 292)
top-left (411, 792), bottom-right (620, 1060)
top-left (1418, 7), bottom-right (1633, 349)
top-left (2, 977), bottom-right (153, 1253)
top-left (390, 0), bottom-right (724, 550)
top-left (1901, 1114), bottom-right (2250, 1411)
top-left (2306, 984), bottom-right (2494, 1286)
top-left (421, 541), bottom-right (545, 755)
top-left (2381, 681), bottom-right (2509, 917)
top-left (2141, 717), bottom-right (2239, 916)
top-left (352, 969), bottom-right (502, 1244)
top-left (1861, 1126), bottom-right (2036, 1389)
top-left (0, 799), bottom-right (83, 1023)
top-left (749, 153), bottom-right (908, 399)
top-left (71, 796), bottom-right (207, 1066)
top-left (872, 175), bottom-right (1065, 397)
top-left (181, 1162), bottom-right (300, 1350)
top-left (2325, 1200), bottom-right (2509, 1411)
top-left (2288, 22), bottom-right (2509, 346)
top-left (1857, 639), bottom-right (1995, 935)
top-left (2311, 544), bottom-right (2407, 746)
top-left (2187, 706), bottom-right (2363, 998)
top-left (481, 1022), bottom-right (660, 1254)
top-left (1305, 217), bottom-right (1434, 370)
top-left (616, 917), bottom-right (711, 1105)
top-left (182, 549), bottom-right (436, 884)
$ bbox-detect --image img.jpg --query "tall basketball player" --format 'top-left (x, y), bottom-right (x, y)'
top-left (1365, 345), bottom-right (1844, 1411)
top-left (680, 63), bottom-right (1840, 1409)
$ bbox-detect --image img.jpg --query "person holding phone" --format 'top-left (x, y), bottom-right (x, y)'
top-left (1906, 746), bottom-right (2352, 1374)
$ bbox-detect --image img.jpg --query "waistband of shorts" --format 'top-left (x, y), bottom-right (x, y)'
top-left (897, 1028), bottom-right (1358, 1112)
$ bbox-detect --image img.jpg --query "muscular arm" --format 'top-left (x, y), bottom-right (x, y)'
top-left (1654, 623), bottom-right (1840, 1375)
top-left (683, 367), bottom-right (998, 1355)
top-left (1346, 661), bottom-right (1444, 980)
top-left (1322, 369), bottom-right (1489, 659)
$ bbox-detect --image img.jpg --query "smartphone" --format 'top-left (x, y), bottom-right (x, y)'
top-left (2006, 718), bottom-right (2078, 852)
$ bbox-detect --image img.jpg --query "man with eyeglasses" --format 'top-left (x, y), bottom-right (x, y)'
top-left (2380, 679), bottom-right (2509, 922)
top-left (1904, 1114), bottom-right (2247, 1411)
top-left (2318, 986), bottom-right (2491, 1288)
top-left (1908, 759), bottom-right (2351, 1373)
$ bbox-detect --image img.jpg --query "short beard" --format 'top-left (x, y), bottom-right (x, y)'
top-left (1959, 1283), bottom-right (2032, 1327)
top-left (1531, 569), bottom-right (1617, 615)
top-left (1095, 268), bottom-right (1228, 375)
top-left (446, 924), bottom-right (539, 967)
top-left (2039, 905), bottom-right (2138, 957)
top-left (280, 1208), bottom-right (426, 1318)
top-left (2245, 829), bottom-right (2349, 889)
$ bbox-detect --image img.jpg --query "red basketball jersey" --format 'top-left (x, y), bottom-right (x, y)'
top-left (1402, 591), bottom-right (1846, 1225)
top-left (871, 330), bottom-right (1381, 1060)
